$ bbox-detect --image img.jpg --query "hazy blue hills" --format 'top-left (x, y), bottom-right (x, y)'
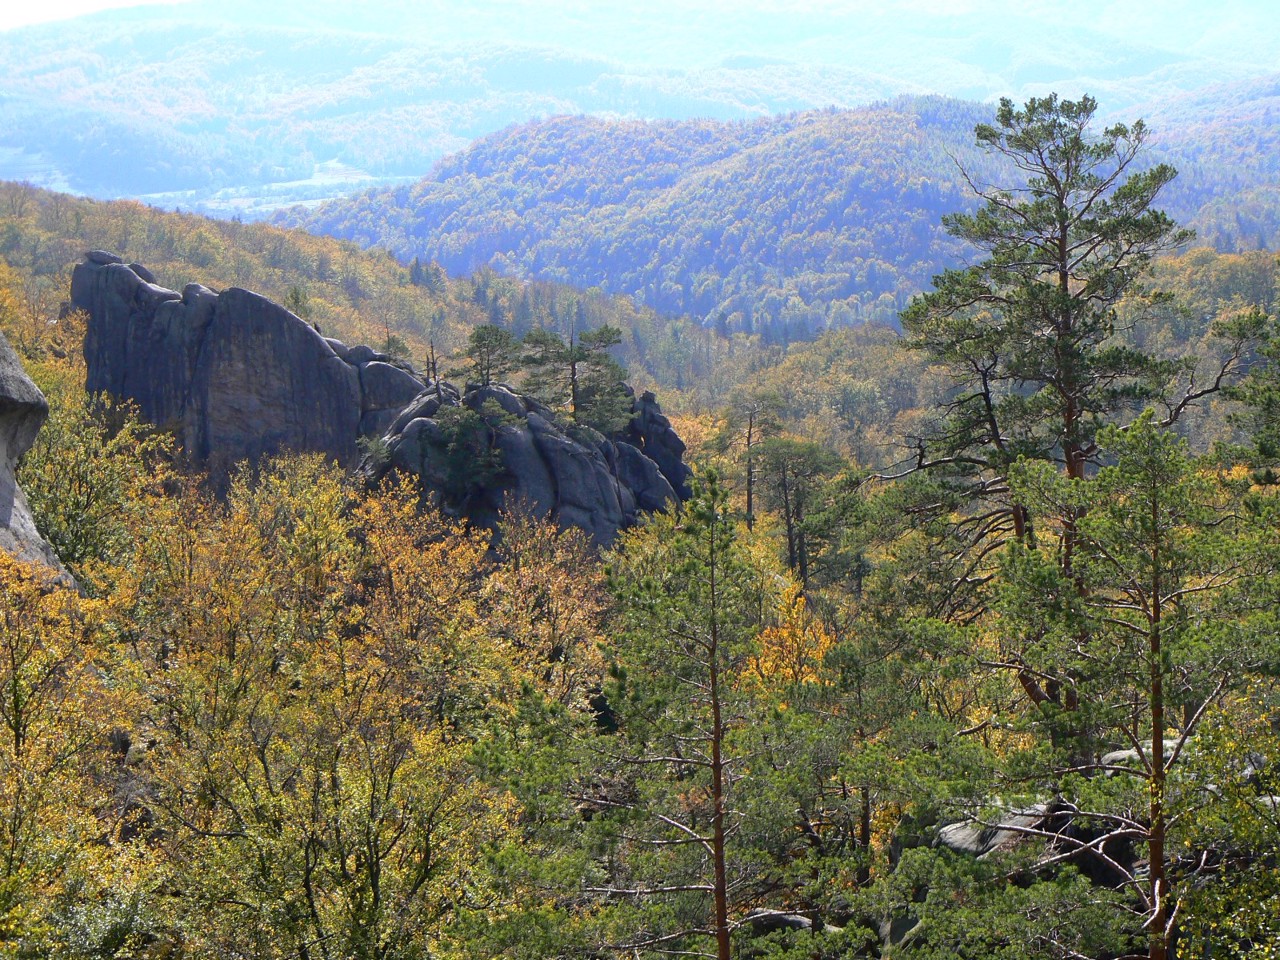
top-left (282, 91), bottom-right (1280, 343)
top-left (281, 99), bottom-right (989, 339)
top-left (3, 0), bottom-right (1280, 213)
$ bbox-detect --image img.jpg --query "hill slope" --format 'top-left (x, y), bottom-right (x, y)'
top-left (287, 98), bottom-right (997, 339)
top-left (287, 92), bottom-right (1280, 342)
top-left (0, 182), bottom-right (759, 406)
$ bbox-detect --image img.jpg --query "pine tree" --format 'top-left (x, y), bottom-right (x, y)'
top-left (998, 415), bottom-right (1277, 960)
top-left (463, 323), bottom-right (520, 386)
top-left (596, 473), bottom-right (772, 960)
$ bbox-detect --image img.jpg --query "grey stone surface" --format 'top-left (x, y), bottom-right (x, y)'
top-left (371, 382), bottom-right (690, 546)
top-left (467, 383), bottom-right (527, 419)
top-left (388, 391), bottom-right (444, 436)
top-left (358, 408), bottom-right (401, 439)
top-left (359, 360), bottom-right (425, 413)
top-left (185, 287), bottom-right (362, 464)
top-left (74, 256), bottom-right (372, 468)
top-left (74, 256), bottom-right (691, 543)
top-left (620, 388), bottom-right (692, 497)
top-left (1100, 740), bottom-right (1184, 774)
top-left (937, 804), bottom-right (1051, 859)
top-left (613, 439), bottom-right (677, 512)
top-left (0, 330), bottom-right (71, 578)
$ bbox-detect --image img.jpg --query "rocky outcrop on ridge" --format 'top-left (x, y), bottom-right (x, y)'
top-left (70, 254), bottom-right (690, 544)
top-left (0, 330), bottom-right (71, 578)
top-left (71, 252), bottom-right (425, 468)
top-left (371, 380), bottom-right (690, 545)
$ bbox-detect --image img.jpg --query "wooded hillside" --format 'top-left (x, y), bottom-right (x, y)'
top-left (288, 93), bottom-right (1280, 344)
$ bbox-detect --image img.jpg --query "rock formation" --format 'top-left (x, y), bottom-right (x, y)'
top-left (71, 254), bottom-right (691, 544)
top-left (372, 380), bottom-right (690, 545)
top-left (0, 330), bottom-right (71, 578)
top-left (71, 252), bottom-right (424, 469)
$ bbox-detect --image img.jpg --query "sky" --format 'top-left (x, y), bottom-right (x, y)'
top-left (4, 0), bottom-right (1279, 65)
top-left (4, 0), bottom-right (1278, 44)
top-left (2, 0), bottom-right (1276, 203)
top-left (1, 0), bottom-right (178, 28)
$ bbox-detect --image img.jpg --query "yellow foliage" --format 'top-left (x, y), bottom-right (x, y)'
top-left (102, 464), bottom-right (523, 956)
top-left (0, 553), bottom-right (135, 950)
top-left (748, 580), bottom-right (833, 689)
top-left (485, 506), bottom-right (608, 710)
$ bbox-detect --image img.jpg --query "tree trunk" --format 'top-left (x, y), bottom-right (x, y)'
top-left (1149, 540), bottom-right (1168, 960)
top-left (708, 523), bottom-right (732, 960)
top-left (780, 472), bottom-right (796, 575)
top-left (745, 414), bottom-right (755, 530)
top-left (857, 784), bottom-right (872, 887)
top-left (795, 495), bottom-right (808, 590)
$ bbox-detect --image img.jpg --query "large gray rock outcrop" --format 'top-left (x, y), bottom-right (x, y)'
top-left (0, 331), bottom-right (71, 578)
top-left (71, 255), bottom-right (690, 545)
top-left (620, 387), bottom-right (692, 499)
top-left (372, 381), bottom-right (686, 546)
top-left (71, 254), bottom-right (425, 468)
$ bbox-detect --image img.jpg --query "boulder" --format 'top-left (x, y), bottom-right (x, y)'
top-left (467, 383), bottom-right (527, 419)
top-left (936, 801), bottom-right (1135, 887)
top-left (527, 413), bottom-right (626, 544)
top-left (359, 360), bottom-right (426, 413)
top-left (388, 391), bottom-right (445, 435)
top-left (613, 438), bottom-right (677, 512)
top-left (936, 803), bottom-right (1053, 859)
top-left (129, 262), bottom-right (156, 284)
top-left (73, 256), bottom-right (376, 468)
top-left (1099, 740), bottom-right (1184, 774)
top-left (372, 382), bottom-right (688, 546)
top-left (492, 421), bottom-right (557, 517)
top-left (620, 388), bottom-right (692, 497)
top-left (743, 909), bottom-right (845, 935)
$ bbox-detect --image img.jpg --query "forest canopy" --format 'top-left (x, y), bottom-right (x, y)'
top-left (0, 90), bottom-right (1279, 960)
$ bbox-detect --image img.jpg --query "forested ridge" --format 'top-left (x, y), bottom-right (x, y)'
top-left (284, 98), bottom-right (1004, 339)
top-left (1, 93), bottom-right (1280, 960)
top-left (0, 181), bottom-right (764, 406)
top-left (286, 92), bottom-right (1280, 345)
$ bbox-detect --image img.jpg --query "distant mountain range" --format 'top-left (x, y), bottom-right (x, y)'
top-left (281, 91), bottom-right (1280, 342)
top-left (2, 0), bottom-right (1279, 212)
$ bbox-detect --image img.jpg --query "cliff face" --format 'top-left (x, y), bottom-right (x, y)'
top-left (71, 254), bottom-right (690, 545)
top-left (0, 331), bottom-right (71, 578)
top-left (71, 252), bottom-right (424, 469)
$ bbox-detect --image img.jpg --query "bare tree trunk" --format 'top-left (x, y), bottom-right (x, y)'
top-left (1149, 538), bottom-right (1168, 960)
top-left (708, 524), bottom-right (732, 960)
top-left (745, 413), bottom-right (755, 530)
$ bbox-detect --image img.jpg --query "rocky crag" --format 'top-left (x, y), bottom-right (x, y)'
top-left (371, 380), bottom-right (689, 545)
top-left (0, 331), bottom-right (71, 578)
top-left (72, 251), bottom-right (424, 467)
top-left (71, 253), bottom-right (690, 544)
